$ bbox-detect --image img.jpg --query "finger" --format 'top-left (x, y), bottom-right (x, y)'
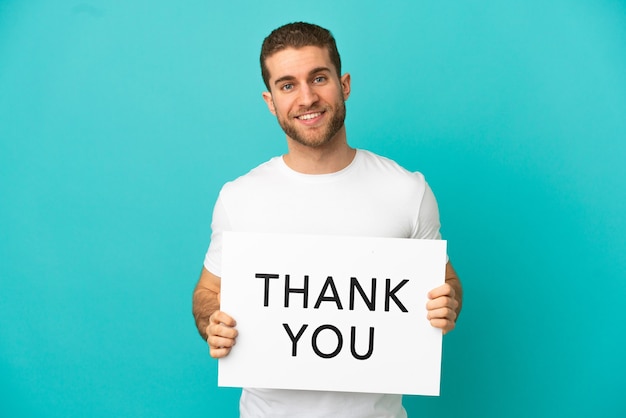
top-left (428, 318), bottom-right (456, 334)
top-left (210, 311), bottom-right (237, 327)
top-left (428, 283), bottom-right (454, 300)
top-left (207, 335), bottom-right (236, 349)
top-left (207, 323), bottom-right (239, 340)
top-left (426, 295), bottom-right (458, 312)
top-left (209, 346), bottom-right (233, 359)
top-left (426, 306), bottom-right (457, 322)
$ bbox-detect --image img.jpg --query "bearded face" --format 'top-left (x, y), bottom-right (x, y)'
top-left (262, 46), bottom-right (351, 149)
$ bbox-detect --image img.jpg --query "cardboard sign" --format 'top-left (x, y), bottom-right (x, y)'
top-left (218, 231), bottom-right (447, 396)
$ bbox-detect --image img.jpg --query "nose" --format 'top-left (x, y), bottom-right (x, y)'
top-left (298, 84), bottom-right (319, 108)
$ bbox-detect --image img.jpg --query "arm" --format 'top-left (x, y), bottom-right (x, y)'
top-left (426, 260), bottom-right (463, 334)
top-left (192, 267), bottom-right (238, 358)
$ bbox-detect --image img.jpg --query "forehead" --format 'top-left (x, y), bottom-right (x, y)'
top-left (265, 46), bottom-right (336, 82)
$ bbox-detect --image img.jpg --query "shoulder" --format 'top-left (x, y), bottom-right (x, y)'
top-left (220, 156), bottom-right (283, 195)
top-left (357, 149), bottom-right (426, 185)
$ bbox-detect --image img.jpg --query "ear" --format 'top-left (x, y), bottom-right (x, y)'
top-left (262, 91), bottom-right (276, 115)
top-left (340, 73), bottom-right (351, 100)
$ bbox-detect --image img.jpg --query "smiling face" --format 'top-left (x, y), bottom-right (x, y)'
top-left (262, 46), bottom-right (351, 149)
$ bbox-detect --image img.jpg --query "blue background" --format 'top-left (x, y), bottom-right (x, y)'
top-left (1, 1), bottom-right (625, 417)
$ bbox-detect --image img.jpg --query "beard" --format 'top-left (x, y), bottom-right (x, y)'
top-left (276, 99), bottom-right (347, 148)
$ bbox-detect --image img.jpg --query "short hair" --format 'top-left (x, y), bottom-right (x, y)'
top-left (260, 22), bottom-right (342, 90)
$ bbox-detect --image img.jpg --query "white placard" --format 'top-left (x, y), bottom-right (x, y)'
top-left (218, 231), bottom-right (447, 396)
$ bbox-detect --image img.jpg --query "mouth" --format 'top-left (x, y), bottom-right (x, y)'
top-left (295, 111), bottom-right (325, 121)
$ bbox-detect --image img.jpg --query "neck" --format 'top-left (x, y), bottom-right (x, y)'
top-left (283, 127), bottom-right (356, 174)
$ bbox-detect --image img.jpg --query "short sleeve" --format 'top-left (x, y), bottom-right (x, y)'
top-left (415, 181), bottom-right (442, 240)
top-left (203, 193), bottom-right (230, 277)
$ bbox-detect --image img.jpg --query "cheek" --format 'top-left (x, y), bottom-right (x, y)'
top-left (273, 99), bottom-right (292, 117)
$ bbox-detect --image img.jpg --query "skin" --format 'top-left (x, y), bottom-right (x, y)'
top-left (192, 45), bottom-right (463, 358)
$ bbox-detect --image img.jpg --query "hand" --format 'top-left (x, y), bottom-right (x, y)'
top-left (426, 283), bottom-right (459, 335)
top-left (206, 310), bottom-right (238, 358)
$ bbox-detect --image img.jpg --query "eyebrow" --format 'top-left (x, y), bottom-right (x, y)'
top-left (273, 66), bottom-right (332, 87)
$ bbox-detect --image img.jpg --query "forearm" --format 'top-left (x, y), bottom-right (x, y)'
top-left (445, 261), bottom-right (463, 317)
top-left (192, 286), bottom-right (220, 341)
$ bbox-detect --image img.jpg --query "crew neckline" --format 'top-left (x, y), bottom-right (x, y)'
top-left (275, 149), bottom-right (362, 181)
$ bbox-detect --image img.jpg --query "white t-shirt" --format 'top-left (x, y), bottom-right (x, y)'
top-left (204, 149), bottom-right (442, 418)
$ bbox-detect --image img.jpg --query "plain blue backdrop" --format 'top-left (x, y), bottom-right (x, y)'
top-left (1, 1), bottom-right (625, 417)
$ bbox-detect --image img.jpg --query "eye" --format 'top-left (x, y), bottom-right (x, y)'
top-left (313, 76), bottom-right (327, 84)
top-left (281, 83), bottom-right (294, 92)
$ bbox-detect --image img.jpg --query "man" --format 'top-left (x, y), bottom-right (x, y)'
top-left (192, 22), bottom-right (462, 418)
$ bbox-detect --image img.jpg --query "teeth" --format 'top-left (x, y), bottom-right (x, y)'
top-left (298, 112), bottom-right (321, 120)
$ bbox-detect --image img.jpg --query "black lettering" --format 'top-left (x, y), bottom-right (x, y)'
top-left (349, 277), bottom-right (376, 311)
top-left (255, 273), bottom-right (279, 307)
top-left (284, 274), bottom-right (309, 308)
top-left (282, 323), bottom-right (308, 356)
top-left (385, 279), bottom-right (409, 312)
top-left (314, 276), bottom-right (343, 309)
top-left (311, 324), bottom-right (343, 358)
top-left (350, 326), bottom-right (375, 360)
